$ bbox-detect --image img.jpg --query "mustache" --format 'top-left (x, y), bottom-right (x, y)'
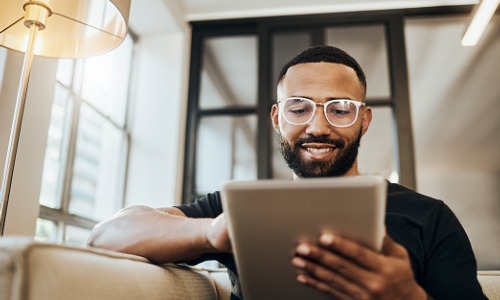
top-left (294, 136), bottom-right (345, 148)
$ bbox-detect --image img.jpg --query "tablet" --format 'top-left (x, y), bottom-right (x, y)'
top-left (220, 176), bottom-right (387, 300)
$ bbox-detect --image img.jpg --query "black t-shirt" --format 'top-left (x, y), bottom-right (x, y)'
top-left (176, 182), bottom-right (487, 300)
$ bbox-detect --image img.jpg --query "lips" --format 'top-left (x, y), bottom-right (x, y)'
top-left (301, 143), bottom-right (338, 160)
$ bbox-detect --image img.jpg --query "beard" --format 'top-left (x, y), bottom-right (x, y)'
top-left (278, 130), bottom-right (362, 178)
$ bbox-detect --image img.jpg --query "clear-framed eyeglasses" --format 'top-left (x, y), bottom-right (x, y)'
top-left (277, 97), bottom-right (366, 128)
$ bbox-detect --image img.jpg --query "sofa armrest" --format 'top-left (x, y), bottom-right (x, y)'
top-left (478, 270), bottom-right (500, 300)
top-left (0, 236), bottom-right (231, 300)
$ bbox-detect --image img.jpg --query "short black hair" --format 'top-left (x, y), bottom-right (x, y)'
top-left (278, 45), bottom-right (367, 95)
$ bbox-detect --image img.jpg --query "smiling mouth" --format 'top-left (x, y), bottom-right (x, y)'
top-left (301, 143), bottom-right (338, 156)
top-left (304, 147), bottom-right (334, 154)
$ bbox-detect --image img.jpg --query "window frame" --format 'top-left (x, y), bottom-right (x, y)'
top-left (37, 31), bottom-right (138, 242)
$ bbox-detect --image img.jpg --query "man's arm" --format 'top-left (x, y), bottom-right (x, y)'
top-left (292, 233), bottom-right (427, 300)
top-left (87, 205), bottom-right (230, 263)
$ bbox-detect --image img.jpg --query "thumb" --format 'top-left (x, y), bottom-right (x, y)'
top-left (208, 214), bottom-right (232, 252)
top-left (381, 234), bottom-right (408, 259)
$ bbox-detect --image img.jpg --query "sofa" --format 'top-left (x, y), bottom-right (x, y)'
top-left (1, 236), bottom-right (499, 300)
top-left (0, 237), bottom-right (231, 300)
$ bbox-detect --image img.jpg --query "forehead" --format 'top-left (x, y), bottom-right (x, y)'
top-left (277, 62), bottom-right (365, 101)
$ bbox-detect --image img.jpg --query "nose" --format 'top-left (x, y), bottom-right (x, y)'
top-left (305, 107), bottom-right (332, 136)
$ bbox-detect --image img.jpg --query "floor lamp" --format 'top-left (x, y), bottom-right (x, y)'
top-left (0, 0), bottom-right (130, 235)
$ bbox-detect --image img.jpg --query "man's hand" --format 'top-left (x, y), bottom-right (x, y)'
top-left (291, 233), bottom-right (427, 300)
top-left (206, 213), bottom-right (232, 253)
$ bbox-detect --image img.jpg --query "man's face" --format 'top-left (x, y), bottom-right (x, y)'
top-left (271, 62), bottom-right (372, 178)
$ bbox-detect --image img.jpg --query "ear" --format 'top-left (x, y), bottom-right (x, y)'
top-left (270, 104), bottom-right (280, 133)
top-left (361, 106), bottom-right (372, 136)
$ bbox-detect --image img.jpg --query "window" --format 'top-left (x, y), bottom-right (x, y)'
top-left (36, 34), bottom-right (135, 246)
top-left (194, 34), bottom-right (259, 196)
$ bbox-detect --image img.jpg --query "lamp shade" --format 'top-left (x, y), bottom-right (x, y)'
top-left (0, 0), bottom-right (130, 58)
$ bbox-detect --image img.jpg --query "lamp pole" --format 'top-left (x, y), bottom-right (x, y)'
top-left (0, 2), bottom-right (48, 235)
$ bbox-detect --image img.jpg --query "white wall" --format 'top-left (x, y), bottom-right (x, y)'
top-left (0, 51), bottom-right (56, 235)
top-left (417, 170), bottom-right (500, 269)
top-left (0, 48), bottom-right (6, 91)
top-left (124, 31), bottom-right (191, 208)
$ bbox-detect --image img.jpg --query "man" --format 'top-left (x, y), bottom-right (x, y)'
top-left (89, 46), bottom-right (486, 299)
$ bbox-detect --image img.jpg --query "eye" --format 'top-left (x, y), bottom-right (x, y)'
top-left (330, 109), bottom-right (350, 115)
top-left (289, 106), bottom-right (312, 115)
top-left (285, 100), bottom-right (313, 115)
top-left (327, 101), bottom-right (354, 118)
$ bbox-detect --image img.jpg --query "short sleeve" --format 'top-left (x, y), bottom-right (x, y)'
top-left (175, 192), bottom-right (224, 219)
top-left (423, 202), bottom-right (487, 300)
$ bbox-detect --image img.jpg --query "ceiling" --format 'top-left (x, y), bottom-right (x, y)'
top-left (129, 0), bottom-right (480, 34)
top-left (182, 0), bottom-right (477, 20)
top-left (128, 0), bottom-right (500, 177)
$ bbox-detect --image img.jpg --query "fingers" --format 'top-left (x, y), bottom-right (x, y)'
top-left (295, 242), bottom-right (373, 279)
top-left (293, 240), bottom-right (387, 296)
top-left (292, 234), bottom-right (422, 300)
top-left (292, 234), bottom-right (406, 290)
top-left (320, 233), bottom-right (409, 264)
top-left (317, 233), bottom-right (384, 270)
top-left (292, 255), bottom-right (370, 299)
top-left (296, 273), bottom-right (353, 300)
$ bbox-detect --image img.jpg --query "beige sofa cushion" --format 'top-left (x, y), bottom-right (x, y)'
top-left (0, 237), bottom-right (231, 300)
top-left (478, 271), bottom-right (500, 300)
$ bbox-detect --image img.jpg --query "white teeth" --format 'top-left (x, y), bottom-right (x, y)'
top-left (306, 148), bottom-right (332, 154)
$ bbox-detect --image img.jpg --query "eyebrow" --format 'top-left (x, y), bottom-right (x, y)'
top-left (291, 96), bottom-right (356, 101)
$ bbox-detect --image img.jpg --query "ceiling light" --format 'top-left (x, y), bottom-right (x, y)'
top-left (461, 0), bottom-right (500, 46)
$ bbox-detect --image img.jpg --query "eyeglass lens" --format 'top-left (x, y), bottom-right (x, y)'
top-left (282, 98), bottom-right (359, 127)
